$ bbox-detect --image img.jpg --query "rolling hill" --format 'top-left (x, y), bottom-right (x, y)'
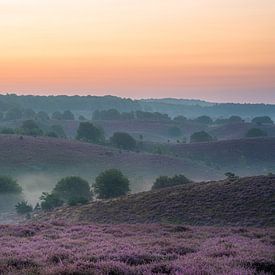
top-left (36, 175), bottom-right (275, 227)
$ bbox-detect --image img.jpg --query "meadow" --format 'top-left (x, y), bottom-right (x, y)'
top-left (0, 222), bottom-right (274, 275)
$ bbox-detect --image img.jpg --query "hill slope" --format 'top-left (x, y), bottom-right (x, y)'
top-left (36, 176), bottom-right (275, 227)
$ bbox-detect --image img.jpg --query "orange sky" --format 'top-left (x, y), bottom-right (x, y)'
top-left (0, 0), bottom-right (274, 102)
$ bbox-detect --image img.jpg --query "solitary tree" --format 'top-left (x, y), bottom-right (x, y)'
top-left (76, 122), bottom-right (104, 143)
top-left (110, 132), bottom-right (136, 150)
top-left (252, 116), bottom-right (273, 125)
top-left (93, 169), bottom-right (130, 199)
top-left (53, 176), bottom-right (92, 203)
top-left (152, 174), bottom-right (192, 190)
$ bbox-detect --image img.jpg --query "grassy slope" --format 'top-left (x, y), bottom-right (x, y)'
top-left (0, 135), bottom-right (220, 188)
top-left (36, 176), bottom-right (275, 227)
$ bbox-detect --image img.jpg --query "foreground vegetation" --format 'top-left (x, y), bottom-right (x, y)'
top-left (0, 222), bottom-right (273, 274)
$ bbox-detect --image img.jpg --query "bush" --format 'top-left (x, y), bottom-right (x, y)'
top-left (53, 176), bottom-right (92, 203)
top-left (110, 132), bottom-right (136, 150)
top-left (93, 169), bottom-right (130, 199)
top-left (1, 127), bottom-right (15, 134)
top-left (36, 111), bottom-right (49, 121)
top-left (19, 120), bottom-right (43, 136)
top-left (245, 128), bottom-right (267, 138)
top-left (194, 116), bottom-right (213, 124)
top-left (152, 174), bottom-right (192, 190)
top-left (225, 172), bottom-right (239, 181)
top-left (40, 192), bottom-right (63, 211)
top-left (0, 176), bottom-right (22, 194)
top-left (63, 110), bottom-right (75, 120)
top-left (50, 125), bottom-right (66, 138)
top-left (68, 196), bottom-right (89, 206)
top-left (76, 122), bottom-right (104, 143)
top-left (15, 201), bottom-right (33, 215)
top-left (190, 131), bottom-right (213, 143)
top-left (252, 116), bottom-right (273, 125)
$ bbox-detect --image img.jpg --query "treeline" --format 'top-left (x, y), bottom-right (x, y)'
top-left (1, 94), bottom-right (275, 119)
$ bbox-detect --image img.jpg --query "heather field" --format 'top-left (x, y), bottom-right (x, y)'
top-left (0, 222), bottom-right (274, 275)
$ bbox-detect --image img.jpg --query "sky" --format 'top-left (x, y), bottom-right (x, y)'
top-left (0, 0), bottom-right (274, 103)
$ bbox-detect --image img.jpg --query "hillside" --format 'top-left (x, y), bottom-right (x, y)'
top-left (0, 135), bottom-right (219, 191)
top-left (36, 176), bottom-right (275, 227)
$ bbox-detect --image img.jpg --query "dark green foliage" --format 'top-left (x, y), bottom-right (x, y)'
top-left (190, 131), bottom-right (213, 143)
top-left (15, 201), bottom-right (33, 215)
top-left (52, 111), bottom-right (63, 120)
top-left (36, 111), bottom-right (49, 121)
top-left (46, 132), bottom-right (58, 138)
top-left (167, 126), bottom-right (182, 137)
top-left (110, 132), bottom-right (136, 150)
top-left (245, 128), bottom-right (267, 138)
top-left (0, 176), bottom-right (22, 194)
top-left (53, 176), bottom-right (92, 203)
top-left (93, 109), bottom-right (121, 120)
top-left (152, 174), bottom-right (192, 190)
top-left (194, 115), bottom-right (213, 124)
top-left (50, 125), bottom-right (66, 138)
top-left (173, 115), bottom-right (187, 123)
top-left (1, 127), bottom-right (15, 134)
top-left (77, 122), bottom-right (104, 143)
top-left (252, 116), bottom-right (273, 125)
top-left (68, 196), bottom-right (89, 206)
top-left (22, 109), bottom-right (36, 119)
top-left (93, 169), bottom-right (130, 199)
top-left (5, 107), bottom-right (23, 120)
top-left (136, 111), bottom-right (170, 121)
top-left (40, 192), bottom-right (64, 211)
top-left (19, 120), bottom-right (43, 136)
top-left (62, 110), bottom-right (75, 120)
top-left (225, 172), bottom-right (239, 181)
top-left (228, 116), bottom-right (243, 123)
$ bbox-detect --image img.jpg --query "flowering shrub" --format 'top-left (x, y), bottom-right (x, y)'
top-left (0, 222), bottom-right (273, 274)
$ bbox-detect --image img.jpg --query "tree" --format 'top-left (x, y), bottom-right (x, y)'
top-left (152, 174), bottom-right (192, 190)
top-left (228, 116), bottom-right (243, 123)
top-left (245, 128), bottom-right (267, 138)
top-left (190, 131), bottom-right (213, 143)
top-left (52, 111), bottom-right (63, 120)
top-left (225, 172), bottom-right (239, 181)
top-left (173, 115), bottom-right (187, 124)
top-left (194, 115), bottom-right (213, 124)
top-left (252, 116), bottom-right (273, 125)
top-left (79, 115), bottom-right (86, 121)
top-left (40, 192), bottom-right (63, 211)
top-left (63, 110), bottom-right (75, 120)
top-left (76, 122), bottom-right (104, 143)
top-left (22, 109), bottom-right (36, 119)
top-left (15, 201), bottom-right (33, 215)
top-left (0, 176), bottom-right (22, 194)
top-left (110, 132), bottom-right (136, 150)
top-left (53, 176), bottom-right (92, 203)
top-left (50, 125), bottom-right (66, 138)
top-left (19, 120), bottom-right (43, 136)
top-left (93, 169), bottom-right (130, 199)
top-left (36, 111), bottom-right (49, 121)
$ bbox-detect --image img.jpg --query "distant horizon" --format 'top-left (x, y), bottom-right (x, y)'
top-left (0, 91), bottom-right (274, 105)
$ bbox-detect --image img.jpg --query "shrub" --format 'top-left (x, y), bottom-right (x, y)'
top-left (152, 174), bottom-right (192, 190)
top-left (76, 122), bottom-right (104, 143)
top-left (173, 115), bottom-right (187, 123)
top-left (190, 131), bottom-right (213, 143)
top-left (194, 115), bottom-right (213, 124)
top-left (50, 125), bottom-right (66, 138)
top-left (225, 172), bottom-right (239, 181)
top-left (68, 196), bottom-right (89, 206)
top-left (1, 127), bottom-right (15, 134)
top-left (53, 176), bottom-right (92, 203)
top-left (110, 132), bottom-right (136, 150)
top-left (15, 201), bottom-right (33, 215)
top-left (93, 169), bottom-right (130, 199)
top-left (36, 111), bottom-right (49, 121)
top-left (62, 110), bottom-right (75, 120)
top-left (252, 116), bottom-right (273, 125)
top-left (19, 120), bottom-right (43, 136)
top-left (40, 192), bottom-right (63, 211)
top-left (0, 176), bottom-right (22, 194)
top-left (245, 128), bottom-right (267, 138)
top-left (52, 111), bottom-right (63, 120)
